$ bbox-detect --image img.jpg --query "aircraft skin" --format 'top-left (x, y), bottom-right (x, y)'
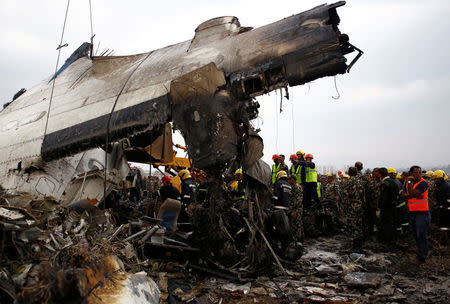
top-left (0, 2), bottom-right (359, 199)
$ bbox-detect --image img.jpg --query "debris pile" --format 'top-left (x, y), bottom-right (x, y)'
top-left (1, 189), bottom-right (449, 304)
top-left (0, 193), bottom-right (159, 303)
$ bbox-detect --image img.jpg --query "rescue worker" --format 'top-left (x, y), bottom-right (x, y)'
top-left (425, 171), bottom-right (434, 181)
top-left (178, 169), bottom-right (197, 221)
top-left (394, 171), bottom-right (409, 236)
top-left (427, 171), bottom-right (439, 224)
top-left (160, 175), bottom-right (181, 203)
top-left (388, 168), bottom-right (402, 191)
top-left (318, 175), bottom-right (327, 200)
top-left (229, 169), bottom-right (245, 200)
top-left (288, 175), bottom-right (304, 242)
top-left (271, 154), bottom-right (281, 184)
top-left (298, 154), bottom-right (321, 208)
top-left (324, 174), bottom-right (343, 213)
top-left (273, 170), bottom-right (292, 208)
top-left (271, 170), bottom-right (293, 255)
top-left (402, 165), bottom-right (430, 263)
top-left (357, 163), bottom-right (375, 239)
top-left (337, 170), bottom-right (344, 181)
top-left (378, 167), bottom-right (398, 245)
top-left (146, 176), bottom-right (161, 199)
top-left (145, 176), bottom-right (161, 216)
top-left (278, 154), bottom-right (289, 172)
top-left (432, 170), bottom-right (450, 231)
top-left (289, 154), bottom-right (302, 184)
top-left (342, 167), bottom-right (365, 250)
top-left (296, 150), bottom-right (305, 161)
top-left (295, 149), bottom-right (305, 184)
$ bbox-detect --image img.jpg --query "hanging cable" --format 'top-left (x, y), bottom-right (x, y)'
top-left (102, 52), bottom-right (152, 207)
top-left (279, 88), bottom-right (283, 113)
top-left (291, 89), bottom-right (295, 152)
top-left (275, 92), bottom-right (279, 152)
top-left (88, 0), bottom-right (95, 58)
top-left (332, 76), bottom-right (340, 100)
top-left (43, 0), bottom-right (71, 137)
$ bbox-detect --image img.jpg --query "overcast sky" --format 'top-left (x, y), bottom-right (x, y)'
top-left (0, 0), bottom-right (449, 171)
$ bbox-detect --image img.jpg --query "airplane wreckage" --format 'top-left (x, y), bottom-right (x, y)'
top-left (18, 4), bottom-right (450, 304)
top-left (2, 4), bottom-right (450, 304)
top-left (0, 1), bottom-right (361, 205)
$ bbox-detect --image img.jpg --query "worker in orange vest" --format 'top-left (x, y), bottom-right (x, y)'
top-left (402, 165), bottom-right (430, 263)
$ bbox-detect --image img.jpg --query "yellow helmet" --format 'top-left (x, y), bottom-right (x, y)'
top-left (325, 173), bottom-right (331, 176)
top-left (396, 173), bottom-right (402, 179)
top-left (296, 150), bottom-right (305, 156)
top-left (426, 171), bottom-right (434, 178)
top-left (178, 169), bottom-right (191, 180)
top-left (234, 168), bottom-right (243, 176)
top-left (432, 170), bottom-right (446, 180)
top-left (387, 167), bottom-right (396, 174)
top-left (276, 170), bottom-right (288, 180)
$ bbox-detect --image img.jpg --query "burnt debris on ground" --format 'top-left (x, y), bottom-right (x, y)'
top-left (0, 186), bottom-right (449, 304)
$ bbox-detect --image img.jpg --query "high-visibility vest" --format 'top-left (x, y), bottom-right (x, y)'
top-left (231, 181), bottom-right (245, 200)
top-left (272, 163), bottom-right (281, 184)
top-left (290, 165), bottom-right (302, 184)
top-left (305, 167), bottom-right (317, 183)
top-left (406, 178), bottom-right (429, 211)
top-left (317, 182), bottom-right (322, 198)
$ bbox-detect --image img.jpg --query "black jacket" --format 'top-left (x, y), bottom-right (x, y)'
top-left (181, 178), bottom-right (197, 204)
top-left (160, 185), bottom-right (181, 202)
top-left (379, 177), bottom-right (398, 209)
top-left (436, 180), bottom-right (450, 208)
top-left (273, 179), bottom-right (292, 208)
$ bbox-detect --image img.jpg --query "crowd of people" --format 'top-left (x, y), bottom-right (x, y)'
top-left (270, 150), bottom-right (450, 263)
top-left (143, 151), bottom-right (449, 264)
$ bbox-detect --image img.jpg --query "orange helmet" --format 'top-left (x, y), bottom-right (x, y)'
top-left (162, 175), bottom-right (171, 183)
top-left (272, 154), bottom-right (279, 160)
top-left (305, 154), bottom-right (314, 159)
top-left (289, 154), bottom-right (298, 161)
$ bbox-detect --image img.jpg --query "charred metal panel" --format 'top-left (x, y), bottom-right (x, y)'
top-left (0, 1), bottom-right (359, 195)
top-left (170, 64), bottom-right (237, 169)
top-left (227, 2), bottom-right (349, 98)
top-left (170, 64), bottom-right (264, 169)
top-left (41, 95), bottom-right (170, 161)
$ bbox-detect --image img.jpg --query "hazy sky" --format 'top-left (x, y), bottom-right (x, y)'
top-left (0, 0), bottom-right (449, 171)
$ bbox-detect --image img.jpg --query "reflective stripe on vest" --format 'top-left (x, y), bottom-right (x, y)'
top-left (317, 182), bottom-right (321, 198)
top-left (290, 165), bottom-right (302, 184)
top-left (406, 178), bottom-right (429, 211)
top-left (305, 167), bottom-right (317, 183)
top-left (272, 163), bottom-right (281, 184)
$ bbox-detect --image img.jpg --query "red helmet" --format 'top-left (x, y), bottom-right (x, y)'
top-left (305, 154), bottom-right (314, 159)
top-left (338, 170), bottom-right (342, 174)
top-left (272, 154), bottom-right (279, 160)
top-left (289, 154), bottom-right (298, 161)
top-left (162, 175), bottom-right (171, 183)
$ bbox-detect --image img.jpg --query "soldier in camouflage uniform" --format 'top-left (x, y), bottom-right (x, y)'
top-left (428, 179), bottom-right (439, 224)
top-left (343, 167), bottom-right (365, 250)
top-left (288, 175), bottom-right (304, 242)
top-left (323, 174), bottom-right (343, 228)
top-left (355, 162), bottom-right (378, 238)
top-left (145, 176), bottom-right (161, 217)
top-left (323, 175), bottom-right (342, 210)
top-left (365, 168), bottom-right (381, 238)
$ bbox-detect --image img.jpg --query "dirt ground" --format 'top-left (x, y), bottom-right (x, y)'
top-left (154, 230), bottom-right (450, 304)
